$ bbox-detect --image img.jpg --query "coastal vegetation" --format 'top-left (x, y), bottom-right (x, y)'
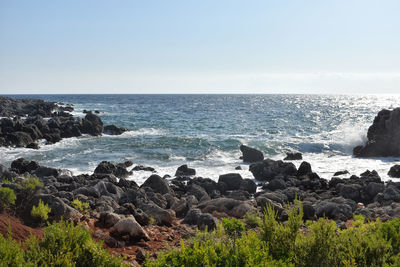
top-left (0, 220), bottom-right (126, 267)
top-left (145, 202), bottom-right (400, 267)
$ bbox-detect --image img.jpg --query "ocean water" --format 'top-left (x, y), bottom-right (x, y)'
top-left (1, 94), bottom-right (400, 185)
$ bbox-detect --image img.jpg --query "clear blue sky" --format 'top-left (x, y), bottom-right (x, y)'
top-left (0, 0), bottom-right (399, 94)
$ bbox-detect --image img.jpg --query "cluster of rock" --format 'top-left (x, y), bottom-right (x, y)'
top-left (354, 108), bottom-right (400, 157)
top-left (0, 97), bottom-right (128, 148)
top-left (2, 143), bottom-right (400, 249)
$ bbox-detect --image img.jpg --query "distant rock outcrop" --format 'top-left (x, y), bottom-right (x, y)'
top-left (353, 108), bottom-right (400, 157)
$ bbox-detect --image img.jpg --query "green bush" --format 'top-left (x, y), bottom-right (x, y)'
top-left (0, 229), bottom-right (26, 267)
top-left (0, 187), bottom-right (16, 211)
top-left (31, 199), bottom-right (51, 222)
top-left (72, 198), bottom-right (90, 214)
top-left (222, 217), bottom-right (245, 238)
top-left (21, 177), bottom-right (42, 194)
top-left (0, 220), bottom-right (126, 266)
top-left (244, 211), bottom-right (262, 228)
top-left (146, 200), bottom-right (400, 267)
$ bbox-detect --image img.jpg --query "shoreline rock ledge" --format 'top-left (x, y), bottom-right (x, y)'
top-left (353, 108), bottom-right (400, 157)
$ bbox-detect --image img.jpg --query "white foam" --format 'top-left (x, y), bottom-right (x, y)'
top-left (104, 128), bottom-right (167, 138)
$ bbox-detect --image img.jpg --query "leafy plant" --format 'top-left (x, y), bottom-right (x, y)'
top-left (31, 199), bottom-right (51, 222)
top-left (222, 217), bottom-right (245, 238)
top-left (244, 211), bottom-right (262, 228)
top-left (20, 177), bottom-right (42, 194)
top-left (72, 198), bottom-right (90, 214)
top-left (0, 187), bottom-right (16, 211)
top-left (0, 220), bottom-right (127, 266)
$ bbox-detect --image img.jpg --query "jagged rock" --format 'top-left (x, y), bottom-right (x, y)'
top-left (99, 212), bottom-right (121, 228)
top-left (197, 213), bottom-right (217, 231)
top-left (240, 145), bottom-right (264, 163)
top-left (80, 112), bottom-right (103, 136)
top-left (141, 174), bottom-right (172, 195)
top-left (11, 158), bottom-right (40, 174)
top-left (249, 159), bottom-right (297, 181)
top-left (138, 202), bottom-right (175, 226)
top-left (93, 161), bottom-right (130, 178)
top-left (110, 216), bottom-right (149, 241)
top-left (197, 198), bottom-right (254, 218)
top-left (266, 178), bottom-right (287, 191)
top-left (34, 166), bottom-right (59, 178)
top-left (132, 165), bottom-right (155, 172)
top-left (239, 179), bottom-right (257, 193)
top-left (182, 208), bottom-right (202, 225)
top-left (104, 125), bottom-right (128, 135)
top-left (388, 165), bottom-right (400, 178)
top-left (315, 200), bottom-right (353, 221)
top-left (334, 170), bottom-right (349, 176)
top-left (175, 165), bottom-right (196, 176)
top-left (297, 161), bottom-right (312, 176)
top-left (218, 173), bottom-right (243, 191)
top-left (284, 152), bottom-right (302, 160)
top-left (354, 108), bottom-right (400, 157)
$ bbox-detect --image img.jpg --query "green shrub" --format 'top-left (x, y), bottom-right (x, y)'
top-left (244, 211), bottom-right (262, 228)
top-left (21, 177), bottom-right (42, 194)
top-left (31, 199), bottom-right (51, 222)
top-left (26, 220), bottom-right (126, 266)
top-left (149, 216), bottom-right (156, 225)
top-left (0, 228), bottom-right (26, 266)
top-left (0, 220), bottom-right (126, 266)
top-left (0, 187), bottom-right (16, 210)
top-left (222, 217), bottom-right (245, 238)
top-left (147, 200), bottom-right (400, 266)
top-left (72, 198), bottom-right (90, 214)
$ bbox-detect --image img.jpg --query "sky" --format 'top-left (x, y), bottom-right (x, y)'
top-left (0, 0), bottom-right (399, 94)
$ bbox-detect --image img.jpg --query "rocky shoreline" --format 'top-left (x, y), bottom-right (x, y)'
top-left (1, 96), bottom-right (400, 264)
top-left (0, 96), bottom-right (127, 149)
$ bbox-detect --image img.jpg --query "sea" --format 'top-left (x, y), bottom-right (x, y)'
top-left (1, 94), bottom-right (400, 185)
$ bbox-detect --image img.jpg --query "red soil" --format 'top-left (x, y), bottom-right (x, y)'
top-left (0, 213), bottom-right (43, 243)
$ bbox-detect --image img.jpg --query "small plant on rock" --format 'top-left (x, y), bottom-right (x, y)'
top-left (222, 217), bottom-right (245, 238)
top-left (0, 187), bottom-right (16, 212)
top-left (31, 199), bottom-right (51, 223)
top-left (21, 176), bottom-right (43, 195)
top-left (72, 198), bottom-right (90, 214)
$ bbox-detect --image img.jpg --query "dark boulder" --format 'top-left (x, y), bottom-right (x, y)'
top-left (94, 161), bottom-right (130, 178)
top-left (141, 174), bottom-right (172, 195)
top-left (218, 173), bottom-right (243, 191)
top-left (132, 165), bottom-right (155, 172)
top-left (388, 165), bottom-right (400, 178)
top-left (297, 161), bottom-right (312, 176)
top-left (249, 159), bottom-right (297, 181)
top-left (239, 179), bottom-right (257, 194)
top-left (284, 152), bottom-right (302, 160)
top-left (315, 200), bottom-right (353, 221)
top-left (354, 108), bottom-right (400, 157)
top-left (26, 143), bottom-right (39, 149)
top-left (6, 132), bottom-right (33, 147)
top-left (266, 178), bottom-right (287, 191)
top-left (80, 112), bottom-right (103, 136)
top-left (240, 145), bottom-right (264, 163)
top-left (34, 166), bottom-right (59, 178)
top-left (197, 213), bottom-right (217, 231)
top-left (104, 125), bottom-right (128, 135)
top-left (182, 208), bottom-right (202, 225)
top-left (334, 170), bottom-right (349, 176)
top-left (11, 158), bottom-right (40, 174)
top-left (175, 165), bottom-right (196, 176)
top-left (336, 184), bottom-right (362, 202)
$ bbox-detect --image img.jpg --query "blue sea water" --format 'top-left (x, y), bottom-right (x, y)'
top-left (1, 94), bottom-right (400, 184)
